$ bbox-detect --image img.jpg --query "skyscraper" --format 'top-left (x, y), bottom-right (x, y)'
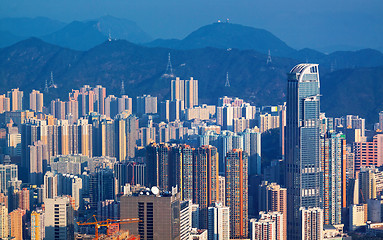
top-left (320, 132), bottom-right (346, 225)
top-left (146, 142), bottom-right (170, 190)
top-left (225, 149), bottom-right (248, 238)
top-left (170, 144), bottom-right (194, 201)
top-left (286, 64), bottom-right (321, 239)
top-left (193, 145), bottom-right (219, 229)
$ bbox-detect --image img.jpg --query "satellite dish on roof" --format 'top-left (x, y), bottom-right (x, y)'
top-left (151, 186), bottom-right (159, 195)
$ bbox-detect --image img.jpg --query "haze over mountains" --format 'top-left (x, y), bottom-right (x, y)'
top-left (0, 16), bottom-right (383, 124)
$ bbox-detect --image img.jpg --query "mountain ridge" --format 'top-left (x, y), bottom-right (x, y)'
top-left (0, 38), bottom-right (382, 124)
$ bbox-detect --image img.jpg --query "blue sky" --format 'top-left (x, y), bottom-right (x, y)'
top-left (1, 0), bottom-right (383, 51)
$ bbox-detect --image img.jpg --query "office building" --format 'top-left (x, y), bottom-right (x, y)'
top-left (207, 202), bottom-right (230, 240)
top-left (349, 204), bottom-right (367, 231)
top-left (286, 64), bottom-right (321, 239)
top-left (120, 189), bottom-right (181, 240)
top-left (225, 149), bottom-right (248, 238)
top-left (300, 207), bottom-right (323, 240)
top-left (44, 196), bottom-right (74, 240)
top-left (180, 200), bottom-right (191, 240)
top-left (0, 164), bottom-right (18, 194)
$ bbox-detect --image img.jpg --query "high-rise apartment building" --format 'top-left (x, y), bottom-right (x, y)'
top-left (9, 208), bottom-right (25, 240)
top-left (258, 182), bottom-right (287, 239)
top-left (250, 218), bottom-right (276, 240)
top-left (171, 77), bottom-right (198, 109)
top-left (353, 134), bottom-right (383, 171)
top-left (30, 90), bottom-right (44, 113)
top-left (0, 94), bottom-right (11, 113)
top-left (7, 88), bottom-right (23, 111)
top-left (146, 142), bottom-right (170, 190)
top-left (28, 140), bottom-right (48, 185)
top-left (286, 64), bottom-right (321, 239)
top-left (0, 204), bottom-right (8, 239)
top-left (137, 95), bottom-right (157, 115)
top-left (43, 171), bottom-right (58, 201)
top-left (93, 85), bottom-right (106, 115)
top-left (320, 132), bottom-right (346, 225)
top-left (358, 167), bottom-right (377, 203)
top-left (31, 210), bottom-right (45, 240)
top-left (170, 144), bottom-right (193, 200)
top-left (193, 145), bottom-right (219, 229)
top-left (300, 207), bottom-right (323, 240)
top-left (225, 149), bottom-right (248, 238)
top-left (44, 196), bottom-right (74, 240)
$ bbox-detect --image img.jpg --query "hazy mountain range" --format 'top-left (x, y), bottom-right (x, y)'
top-left (0, 16), bottom-right (382, 124)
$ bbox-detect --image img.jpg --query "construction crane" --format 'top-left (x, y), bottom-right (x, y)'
top-left (77, 215), bottom-right (140, 240)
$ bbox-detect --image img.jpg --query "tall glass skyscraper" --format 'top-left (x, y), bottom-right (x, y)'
top-left (286, 64), bottom-right (322, 239)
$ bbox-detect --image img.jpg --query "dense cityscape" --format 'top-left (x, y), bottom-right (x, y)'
top-left (0, 60), bottom-right (382, 240)
top-left (0, 1), bottom-right (382, 239)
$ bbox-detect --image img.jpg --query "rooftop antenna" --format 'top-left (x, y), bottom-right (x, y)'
top-left (267, 49), bottom-right (272, 64)
top-left (120, 80), bottom-right (125, 96)
top-left (225, 72), bottom-right (231, 87)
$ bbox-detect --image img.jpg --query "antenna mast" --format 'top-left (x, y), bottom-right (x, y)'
top-left (121, 80), bottom-right (125, 96)
top-left (165, 53), bottom-right (174, 77)
top-left (225, 72), bottom-right (230, 87)
top-left (267, 50), bottom-right (272, 64)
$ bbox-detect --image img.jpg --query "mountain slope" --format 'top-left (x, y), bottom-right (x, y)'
top-left (0, 17), bottom-right (65, 37)
top-left (146, 22), bottom-right (295, 56)
top-left (93, 15), bottom-right (152, 43)
top-left (41, 21), bottom-right (108, 50)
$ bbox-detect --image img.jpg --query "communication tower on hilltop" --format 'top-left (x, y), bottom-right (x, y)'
top-left (225, 72), bottom-right (231, 87)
